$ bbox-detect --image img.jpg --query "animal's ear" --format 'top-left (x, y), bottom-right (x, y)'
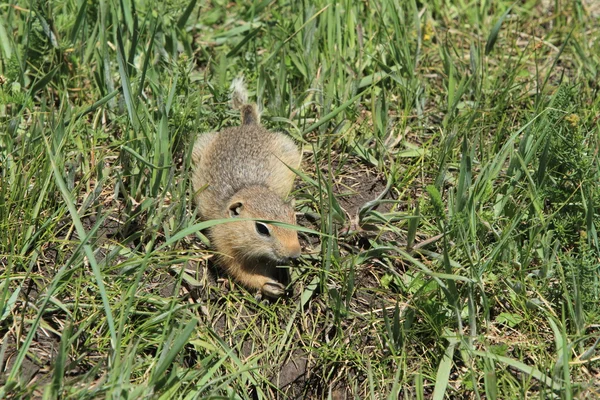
top-left (287, 198), bottom-right (296, 208)
top-left (228, 202), bottom-right (243, 217)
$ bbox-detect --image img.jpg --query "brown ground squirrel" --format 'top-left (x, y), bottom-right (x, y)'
top-left (191, 78), bottom-right (302, 298)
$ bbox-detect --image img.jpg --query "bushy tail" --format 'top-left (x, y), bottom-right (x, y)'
top-left (230, 77), bottom-right (260, 125)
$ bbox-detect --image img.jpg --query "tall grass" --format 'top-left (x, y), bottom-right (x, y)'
top-left (1, 0), bottom-right (599, 398)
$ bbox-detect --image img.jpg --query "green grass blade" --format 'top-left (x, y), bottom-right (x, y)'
top-left (0, 286), bottom-right (20, 323)
top-left (150, 319), bottom-right (197, 384)
top-left (0, 17), bottom-right (12, 60)
top-left (432, 335), bottom-right (457, 400)
top-left (472, 350), bottom-right (563, 391)
top-left (177, 0), bottom-right (197, 30)
top-left (48, 323), bottom-right (71, 398)
top-left (116, 27), bottom-right (139, 130)
top-left (485, 5), bottom-right (513, 55)
top-left (43, 133), bottom-right (118, 350)
top-left (301, 91), bottom-right (363, 135)
top-left (29, 66), bottom-right (58, 96)
top-left (69, 0), bottom-right (88, 43)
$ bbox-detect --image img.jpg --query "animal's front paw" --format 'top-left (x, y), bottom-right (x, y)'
top-left (261, 281), bottom-right (286, 298)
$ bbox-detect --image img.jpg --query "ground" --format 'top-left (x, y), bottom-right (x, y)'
top-left (1, 0), bottom-right (599, 399)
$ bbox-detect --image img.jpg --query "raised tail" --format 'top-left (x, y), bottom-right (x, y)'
top-left (230, 77), bottom-right (260, 125)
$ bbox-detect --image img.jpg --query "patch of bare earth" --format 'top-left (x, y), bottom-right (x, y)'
top-left (0, 188), bottom-right (134, 393)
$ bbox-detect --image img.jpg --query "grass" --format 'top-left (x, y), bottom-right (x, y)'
top-left (1, 0), bottom-right (599, 398)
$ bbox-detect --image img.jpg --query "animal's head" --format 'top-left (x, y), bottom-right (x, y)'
top-left (221, 186), bottom-right (301, 264)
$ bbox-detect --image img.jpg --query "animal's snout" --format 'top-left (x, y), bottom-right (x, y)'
top-left (287, 246), bottom-right (302, 262)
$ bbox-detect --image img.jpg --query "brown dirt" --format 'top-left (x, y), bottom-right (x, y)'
top-left (275, 352), bottom-right (309, 392)
top-left (314, 153), bottom-right (396, 220)
top-left (332, 165), bottom-right (391, 218)
top-left (1, 329), bottom-right (59, 396)
top-left (0, 199), bottom-right (135, 395)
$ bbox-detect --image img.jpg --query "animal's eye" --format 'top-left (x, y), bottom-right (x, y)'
top-left (255, 222), bottom-right (271, 237)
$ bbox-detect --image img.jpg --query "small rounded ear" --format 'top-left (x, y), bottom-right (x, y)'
top-left (287, 198), bottom-right (296, 208)
top-left (228, 202), bottom-right (243, 217)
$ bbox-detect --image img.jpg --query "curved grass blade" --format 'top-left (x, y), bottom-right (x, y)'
top-left (29, 66), bottom-right (58, 96)
top-left (472, 350), bottom-right (563, 391)
top-left (42, 133), bottom-right (118, 349)
top-left (64, 89), bottom-right (119, 126)
top-left (158, 217), bottom-right (321, 251)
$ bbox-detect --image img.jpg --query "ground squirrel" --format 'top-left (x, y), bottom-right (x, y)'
top-left (191, 78), bottom-right (302, 298)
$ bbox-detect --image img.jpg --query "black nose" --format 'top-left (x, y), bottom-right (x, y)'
top-left (280, 253), bottom-right (301, 265)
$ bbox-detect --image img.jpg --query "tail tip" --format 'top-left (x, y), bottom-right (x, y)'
top-left (230, 77), bottom-right (248, 109)
top-left (230, 77), bottom-right (260, 124)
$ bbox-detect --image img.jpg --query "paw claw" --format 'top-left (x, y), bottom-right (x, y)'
top-left (262, 281), bottom-right (286, 298)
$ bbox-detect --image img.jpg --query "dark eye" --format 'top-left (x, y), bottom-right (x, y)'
top-left (255, 222), bottom-right (270, 237)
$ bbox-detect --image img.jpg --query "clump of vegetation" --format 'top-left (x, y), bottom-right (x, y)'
top-left (537, 84), bottom-right (599, 316)
top-left (1, 0), bottom-right (599, 398)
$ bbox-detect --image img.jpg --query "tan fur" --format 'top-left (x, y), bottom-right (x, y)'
top-left (191, 80), bottom-right (302, 297)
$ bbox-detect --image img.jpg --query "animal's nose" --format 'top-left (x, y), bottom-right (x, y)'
top-left (288, 246), bottom-right (301, 261)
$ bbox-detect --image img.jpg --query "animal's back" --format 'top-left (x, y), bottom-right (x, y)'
top-left (192, 121), bottom-right (301, 220)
